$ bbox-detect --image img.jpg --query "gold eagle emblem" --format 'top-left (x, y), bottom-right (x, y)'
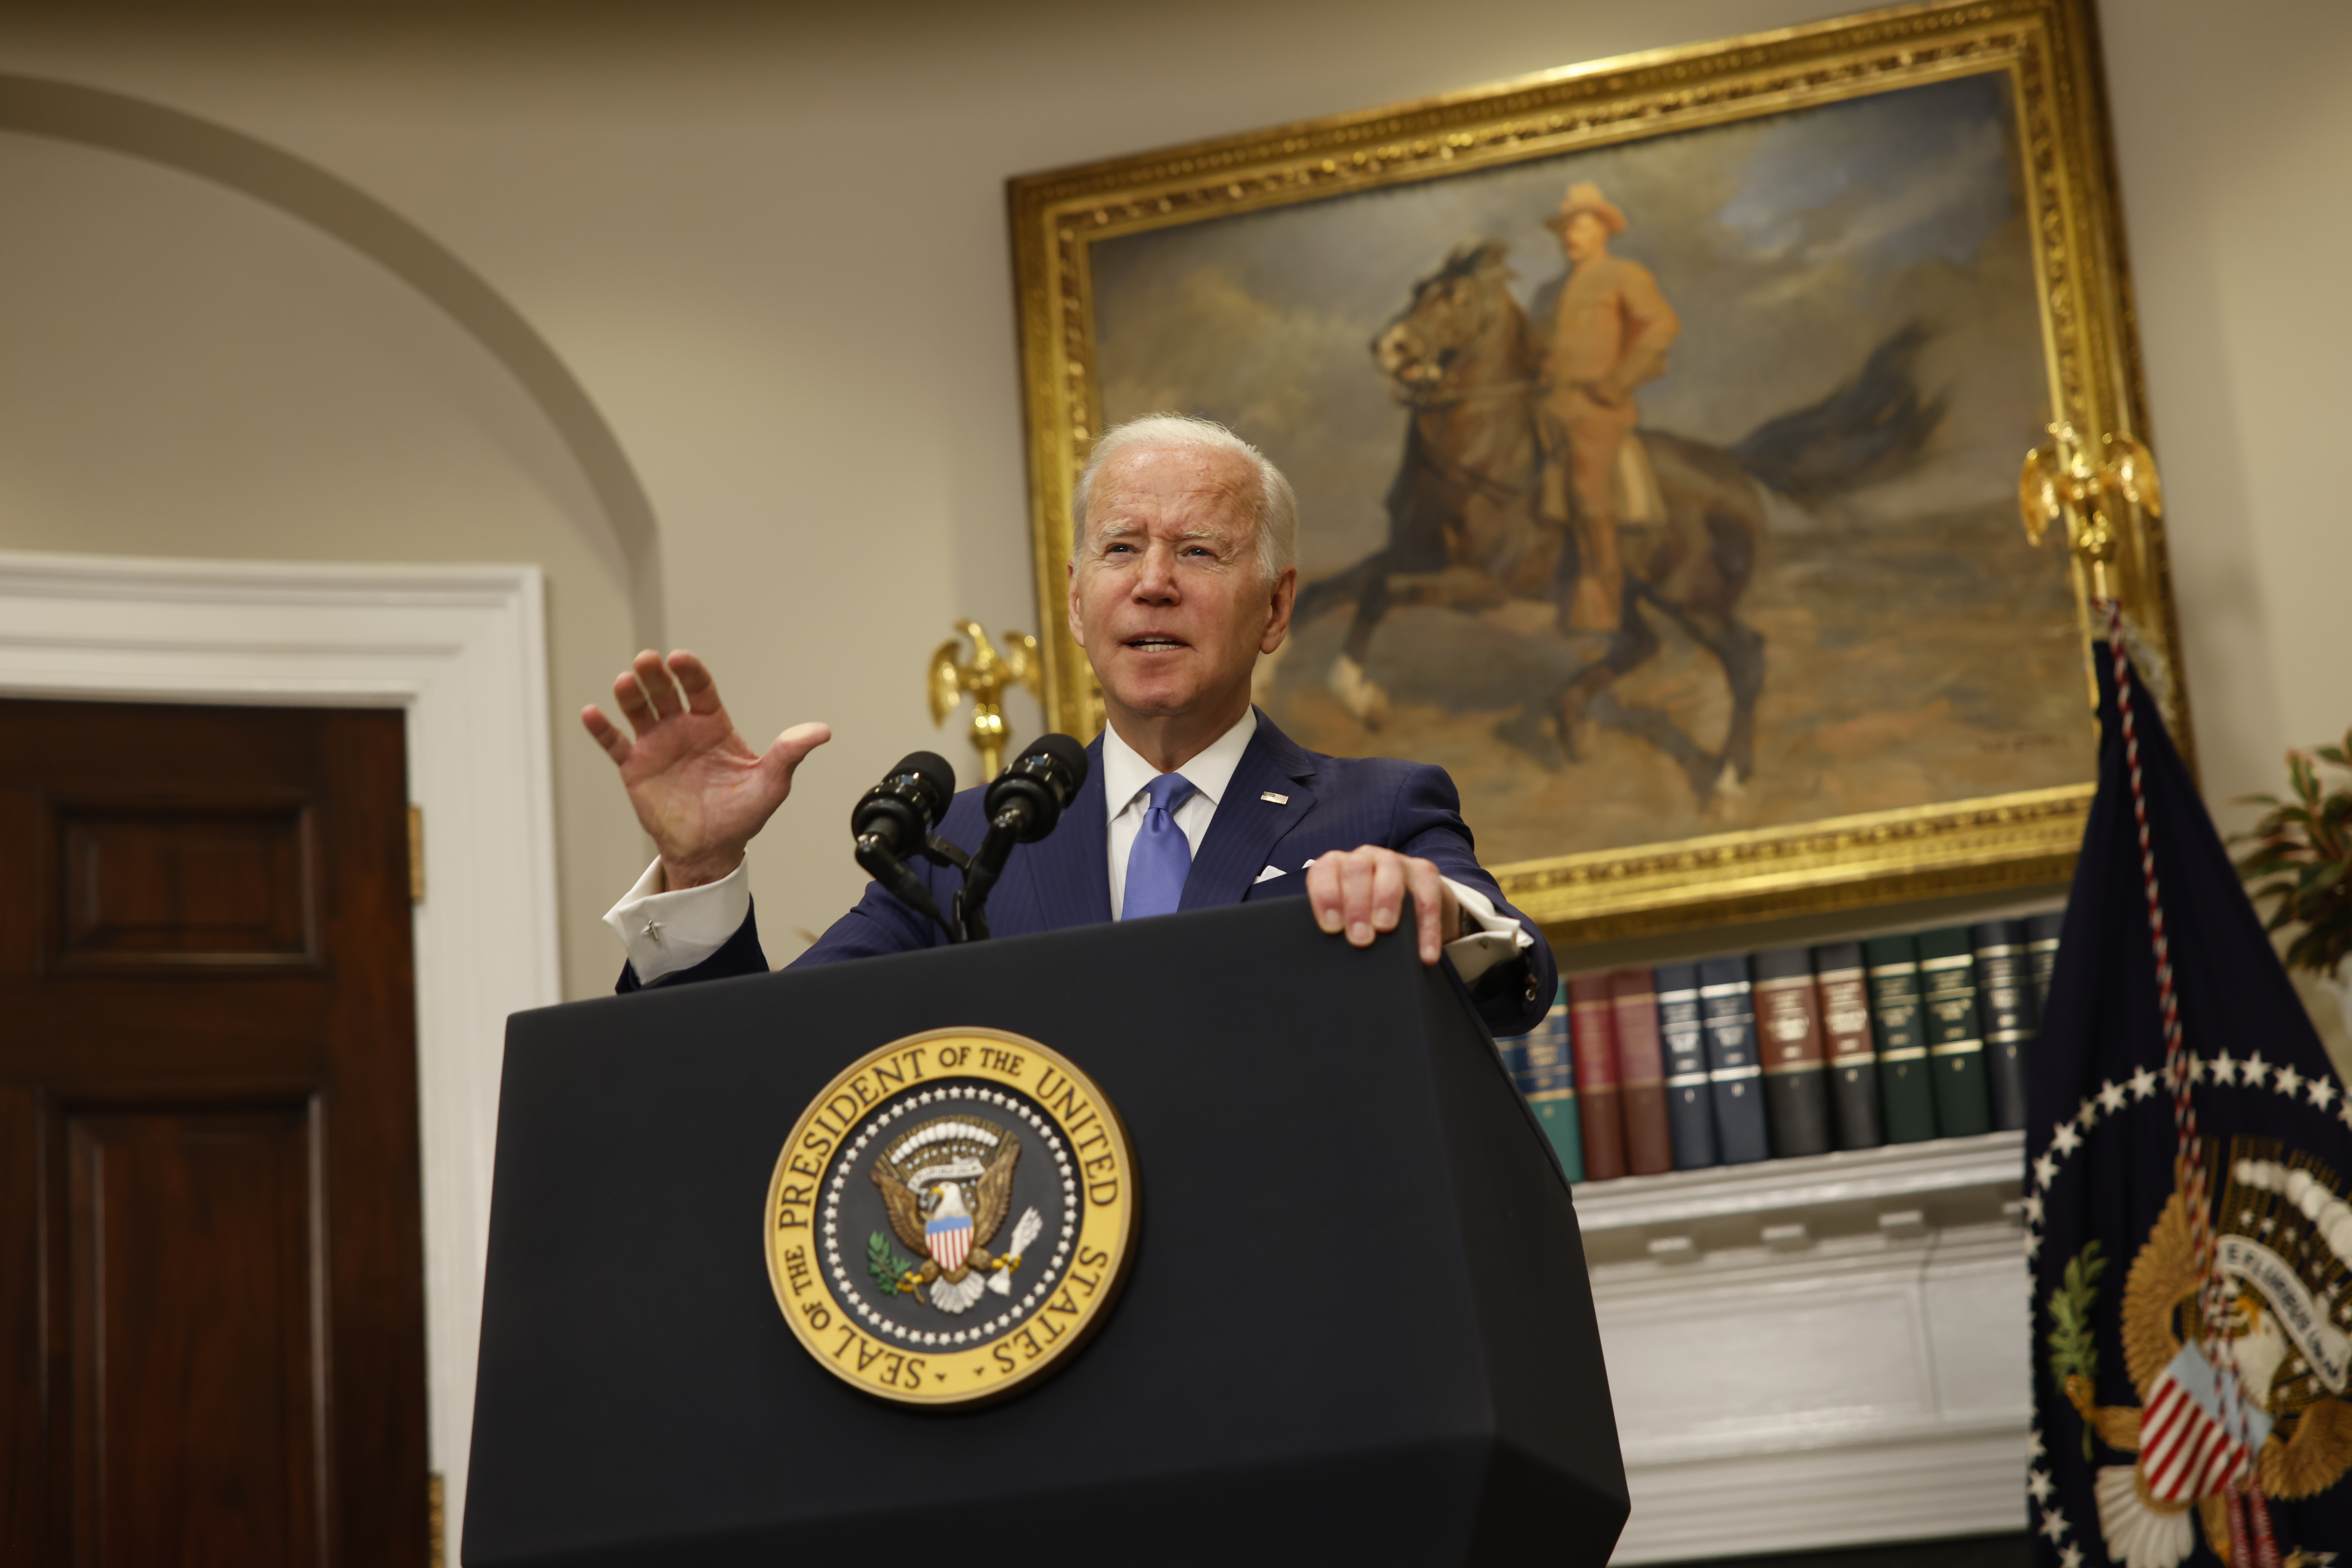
top-left (2064, 1141), bottom-right (2352, 1564)
top-left (869, 1114), bottom-right (1039, 1314)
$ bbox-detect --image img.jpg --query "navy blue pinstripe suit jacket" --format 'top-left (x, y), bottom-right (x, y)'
top-left (619, 711), bottom-right (1557, 1038)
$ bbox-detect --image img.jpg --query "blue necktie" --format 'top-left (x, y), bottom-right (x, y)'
top-left (1122, 772), bottom-right (1196, 920)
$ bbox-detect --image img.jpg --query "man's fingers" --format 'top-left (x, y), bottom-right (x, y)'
top-left (1306, 857), bottom-right (1343, 933)
top-left (761, 722), bottom-right (833, 795)
top-left (612, 669), bottom-right (658, 734)
top-left (669, 650), bottom-right (723, 716)
top-left (1368, 853), bottom-right (1407, 935)
top-left (579, 704), bottom-right (633, 765)
top-left (1406, 859), bottom-right (1448, 964)
top-left (1339, 852), bottom-right (1381, 947)
top-left (1307, 850), bottom-right (1449, 960)
top-left (633, 648), bottom-right (685, 719)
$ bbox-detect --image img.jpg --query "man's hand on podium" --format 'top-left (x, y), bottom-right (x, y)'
top-left (1307, 846), bottom-right (1462, 966)
top-left (581, 650), bottom-right (832, 892)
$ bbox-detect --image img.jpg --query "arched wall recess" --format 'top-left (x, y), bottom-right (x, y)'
top-left (0, 72), bottom-right (666, 650)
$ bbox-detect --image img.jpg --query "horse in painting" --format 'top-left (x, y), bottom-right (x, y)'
top-left (1289, 237), bottom-right (1942, 806)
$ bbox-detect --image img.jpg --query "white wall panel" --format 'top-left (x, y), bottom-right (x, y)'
top-left (1581, 1138), bottom-right (2031, 1559)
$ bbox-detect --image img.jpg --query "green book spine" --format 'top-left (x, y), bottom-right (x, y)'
top-left (1971, 918), bottom-right (2034, 1131)
top-left (1521, 983), bottom-right (1583, 1182)
top-left (1533, 1093), bottom-right (1584, 1184)
top-left (2026, 911), bottom-right (2064, 1018)
top-left (1916, 926), bottom-right (1992, 1137)
top-left (1863, 933), bottom-right (1937, 1143)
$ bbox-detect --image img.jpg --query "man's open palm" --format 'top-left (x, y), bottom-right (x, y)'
top-left (580, 650), bottom-right (830, 890)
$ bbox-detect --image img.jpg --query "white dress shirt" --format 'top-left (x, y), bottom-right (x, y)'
top-left (607, 709), bottom-right (1531, 985)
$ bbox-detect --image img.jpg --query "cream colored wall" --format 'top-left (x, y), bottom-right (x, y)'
top-left (4, 0), bottom-right (2348, 1513)
top-left (2096, 0), bottom-right (2352, 1059)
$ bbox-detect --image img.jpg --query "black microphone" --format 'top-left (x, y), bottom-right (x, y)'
top-left (851, 751), bottom-right (958, 934)
top-left (981, 733), bottom-right (1089, 842)
top-left (954, 734), bottom-right (1090, 942)
top-left (851, 750), bottom-right (957, 858)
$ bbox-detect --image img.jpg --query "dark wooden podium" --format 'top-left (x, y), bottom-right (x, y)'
top-left (464, 898), bottom-right (1626, 1566)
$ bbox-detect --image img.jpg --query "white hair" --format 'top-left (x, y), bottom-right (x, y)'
top-left (1070, 413), bottom-right (1299, 580)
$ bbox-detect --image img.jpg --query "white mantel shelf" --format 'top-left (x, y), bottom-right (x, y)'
top-left (1577, 1133), bottom-right (2032, 1564)
top-left (1575, 1131), bottom-right (2026, 1232)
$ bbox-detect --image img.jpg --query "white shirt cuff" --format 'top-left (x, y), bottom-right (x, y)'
top-left (603, 858), bottom-right (753, 986)
top-left (1440, 876), bottom-right (1533, 986)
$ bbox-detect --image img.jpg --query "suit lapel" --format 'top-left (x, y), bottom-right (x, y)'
top-left (1018, 734), bottom-right (1113, 932)
top-left (1179, 712), bottom-right (1320, 913)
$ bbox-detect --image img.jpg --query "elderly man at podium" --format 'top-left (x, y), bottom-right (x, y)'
top-left (582, 414), bottom-right (1559, 1035)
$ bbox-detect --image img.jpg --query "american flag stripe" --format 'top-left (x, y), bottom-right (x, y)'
top-left (2150, 1429), bottom-right (2210, 1498)
top-left (2157, 1427), bottom-right (2218, 1500)
top-left (2140, 1380), bottom-right (2194, 1475)
top-left (929, 1217), bottom-right (971, 1272)
top-left (2139, 1374), bottom-right (2250, 1502)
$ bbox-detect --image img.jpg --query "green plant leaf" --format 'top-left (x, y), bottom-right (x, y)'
top-left (2243, 728), bottom-right (2352, 981)
top-left (2293, 753), bottom-right (2322, 805)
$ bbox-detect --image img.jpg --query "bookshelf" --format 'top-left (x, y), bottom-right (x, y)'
top-left (1529, 873), bottom-right (2069, 1561)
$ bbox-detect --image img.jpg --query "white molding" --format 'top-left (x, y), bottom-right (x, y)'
top-left (1576, 1131), bottom-right (2026, 1232)
top-left (1583, 1136), bottom-right (2032, 1562)
top-left (0, 548), bottom-right (560, 1545)
top-left (1616, 1423), bottom-right (2028, 1562)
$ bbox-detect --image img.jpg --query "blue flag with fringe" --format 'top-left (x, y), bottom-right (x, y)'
top-left (2030, 642), bottom-right (2352, 1568)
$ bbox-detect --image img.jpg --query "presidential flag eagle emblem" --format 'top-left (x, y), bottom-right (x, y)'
top-left (2028, 633), bottom-right (2352, 1566)
top-left (2052, 1143), bottom-right (2352, 1566)
top-left (765, 1027), bottom-right (1138, 1406)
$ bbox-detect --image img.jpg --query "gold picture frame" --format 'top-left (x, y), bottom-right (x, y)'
top-left (1006, 0), bottom-right (2184, 943)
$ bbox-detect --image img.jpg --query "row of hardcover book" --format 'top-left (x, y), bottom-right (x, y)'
top-left (1496, 912), bottom-right (2065, 1182)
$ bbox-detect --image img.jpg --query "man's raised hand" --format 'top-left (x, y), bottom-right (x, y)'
top-left (580, 650), bottom-right (830, 891)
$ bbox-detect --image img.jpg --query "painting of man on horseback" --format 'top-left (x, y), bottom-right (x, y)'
top-left (1532, 180), bottom-right (1681, 636)
top-left (1296, 201), bottom-right (1943, 809)
top-left (1089, 69), bottom-right (2086, 868)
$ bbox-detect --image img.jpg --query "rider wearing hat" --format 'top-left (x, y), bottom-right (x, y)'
top-left (1532, 181), bottom-right (1681, 634)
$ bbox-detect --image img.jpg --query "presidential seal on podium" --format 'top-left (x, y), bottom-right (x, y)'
top-left (764, 1027), bottom-right (1139, 1406)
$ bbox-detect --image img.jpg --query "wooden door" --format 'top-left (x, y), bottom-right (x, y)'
top-left (0, 699), bottom-right (429, 1566)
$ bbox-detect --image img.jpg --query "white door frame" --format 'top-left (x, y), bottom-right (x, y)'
top-left (0, 548), bottom-right (560, 1541)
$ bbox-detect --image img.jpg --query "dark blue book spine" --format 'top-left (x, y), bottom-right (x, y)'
top-left (1509, 985), bottom-right (1583, 1182)
top-left (1495, 1031), bottom-right (1530, 1083)
top-left (1699, 955), bottom-right (1770, 1164)
top-left (1655, 962), bottom-right (1719, 1169)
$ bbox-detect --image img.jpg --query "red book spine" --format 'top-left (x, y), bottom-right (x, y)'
top-left (1567, 973), bottom-right (1626, 1181)
top-left (1610, 967), bottom-right (1673, 1175)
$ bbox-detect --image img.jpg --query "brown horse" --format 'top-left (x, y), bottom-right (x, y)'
top-left (1293, 237), bottom-right (1941, 805)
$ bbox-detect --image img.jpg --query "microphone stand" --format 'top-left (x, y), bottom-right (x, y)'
top-left (856, 831), bottom-right (969, 942)
top-left (950, 813), bottom-right (1023, 944)
top-left (859, 735), bottom-right (1086, 946)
